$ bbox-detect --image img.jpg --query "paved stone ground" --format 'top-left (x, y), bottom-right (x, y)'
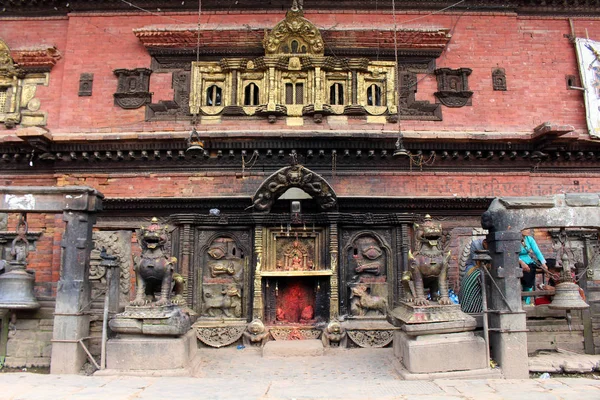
top-left (2, 348), bottom-right (600, 399)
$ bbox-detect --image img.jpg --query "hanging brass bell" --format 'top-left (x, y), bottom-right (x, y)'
top-left (548, 281), bottom-right (588, 310)
top-left (548, 252), bottom-right (588, 310)
top-left (0, 261), bottom-right (40, 310)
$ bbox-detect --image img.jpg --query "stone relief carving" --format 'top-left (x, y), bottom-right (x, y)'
top-left (407, 214), bottom-right (452, 306)
top-left (349, 283), bottom-right (387, 317)
top-left (113, 68), bottom-right (152, 109)
top-left (78, 73), bottom-right (93, 96)
top-left (202, 284), bottom-right (242, 318)
top-left (346, 329), bottom-right (394, 348)
top-left (277, 239), bottom-right (313, 271)
top-left (434, 67), bottom-right (473, 107)
top-left (492, 68), bottom-right (507, 91)
top-left (252, 163), bottom-right (337, 212)
top-left (201, 235), bottom-right (247, 318)
top-left (350, 235), bottom-right (387, 280)
top-left (194, 325), bottom-right (246, 348)
top-left (270, 326), bottom-right (321, 341)
top-left (90, 231), bottom-right (132, 303)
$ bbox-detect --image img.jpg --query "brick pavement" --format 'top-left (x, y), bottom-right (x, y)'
top-left (2, 348), bottom-right (600, 399)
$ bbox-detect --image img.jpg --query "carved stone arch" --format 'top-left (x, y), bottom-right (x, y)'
top-left (251, 164), bottom-right (337, 212)
top-left (263, 8), bottom-right (324, 56)
top-left (199, 231), bottom-right (250, 262)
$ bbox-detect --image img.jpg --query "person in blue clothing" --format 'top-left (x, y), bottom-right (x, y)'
top-left (519, 234), bottom-right (553, 304)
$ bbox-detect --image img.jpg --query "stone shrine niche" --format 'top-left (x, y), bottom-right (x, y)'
top-left (200, 235), bottom-right (248, 318)
top-left (492, 68), bottom-right (507, 91)
top-left (113, 68), bottom-right (152, 109)
top-left (434, 67), bottom-right (473, 108)
top-left (342, 231), bottom-right (392, 318)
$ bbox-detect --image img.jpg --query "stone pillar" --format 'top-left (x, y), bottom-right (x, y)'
top-left (486, 230), bottom-right (528, 379)
top-left (351, 70), bottom-right (358, 104)
top-left (329, 222), bottom-right (339, 319)
top-left (252, 225), bottom-right (264, 319)
top-left (50, 211), bottom-right (97, 374)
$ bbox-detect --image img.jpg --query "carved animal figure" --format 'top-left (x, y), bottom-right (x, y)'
top-left (203, 285), bottom-right (242, 317)
top-left (408, 215), bottom-right (452, 306)
top-left (243, 318), bottom-right (269, 347)
top-left (322, 320), bottom-right (347, 348)
top-left (131, 218), bottom-right (177, 306)
top-left (349, 284), bottom-right (387, 316)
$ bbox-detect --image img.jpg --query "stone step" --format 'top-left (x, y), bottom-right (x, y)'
top-left (262, 339), bottom-right (324, 357)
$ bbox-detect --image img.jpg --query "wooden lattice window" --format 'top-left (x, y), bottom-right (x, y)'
top-left (329, 83), bottom-right (344, 105)
top-left (367, 84), bottom-right (381, 106)
top-left (206, 85), bottom-right (222, 106)
top-left (244, 83), bottom-right (260, 106)
top-left (285, 82), bottom-right (304, 105)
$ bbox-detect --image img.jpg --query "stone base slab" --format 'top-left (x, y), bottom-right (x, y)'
top-left (109, 305), bottom-right (191, 336)
top-left (394, 330), bottom-right (487, 374)
top-left (393, 357), bottom-right (502, 380)
top-left (106, 329), bottom-right (197, 371)
top-left (262, 339), bottom-right (323, 357)
top-left (388, 302), bottom-right (476, 336)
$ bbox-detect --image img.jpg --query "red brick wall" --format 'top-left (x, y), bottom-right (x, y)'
top-left (46, 171), bottom-right (598, 198)
top-left (0, 11), bottom-right (598, 135)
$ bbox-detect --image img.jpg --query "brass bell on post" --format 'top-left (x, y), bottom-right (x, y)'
top-left (0, 218), bottom-right (40, 310)
top-left (549, 252), bottom-right (588, 310)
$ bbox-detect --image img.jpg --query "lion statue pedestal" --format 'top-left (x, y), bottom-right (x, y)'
top-left (104, 218), bottom-right (196, 375)
top-left (387, 215), bottom-right (491, 379)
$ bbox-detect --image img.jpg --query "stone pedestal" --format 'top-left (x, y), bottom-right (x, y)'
top-left (389, 302), bottom-right (488, 376)
top-left (105, 329), bottom-right (197, 372)
top-left (394, 330), bottom-right (487, 374)
top-left (109, 305), bottom-right (191, 336)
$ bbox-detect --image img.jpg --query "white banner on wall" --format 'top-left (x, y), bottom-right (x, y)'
top-left (576, 38), bottom-right (600, 139)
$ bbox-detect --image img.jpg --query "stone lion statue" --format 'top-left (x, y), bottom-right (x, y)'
top-left (407, 215), bottom-right (452, 306)
top-left (131, 217), bottom-right (177, 307)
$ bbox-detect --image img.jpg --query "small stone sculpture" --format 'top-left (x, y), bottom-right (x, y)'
top-left (407, 215), bottom-right (452, 306)
top-left (131, 217), bottom-right (177, 306)
top-left (322, 320), bottom-right (347, 348)
top-left (349, 284), bottom-right (387, 316)
top-left (242, 319), bottom-right (269, 347)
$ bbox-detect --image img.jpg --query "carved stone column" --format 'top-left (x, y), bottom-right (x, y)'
top-left (51, 211), bottom-right (97, 374)
top-left (252, 224), bottom-right (264, 319)
top-left (267, 67), bottom-right (276, 112)
top-left (179, 224), bottom-right (193, 307)
top-left (329, 222), bottom-right (339, 319)
top-left (486, 230), bottom-right (528, 379)
top-left (314, 66), bottom-right (322, 111)
top-left (351, 70), bottom-right (358, 104)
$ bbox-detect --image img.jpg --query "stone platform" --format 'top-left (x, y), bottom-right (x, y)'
top-left (105, 329), bottom-right (197, 373)
top-left (387, 302), bottom-right (476, 335)
top-left (394, 330), bottom-right (488, 374)
top-left (262, 339), bottom-right (324, 357)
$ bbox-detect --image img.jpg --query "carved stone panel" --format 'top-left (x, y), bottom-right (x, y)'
top-left (492, 68), bottom-right (507, 91)
top-left (434, 67), bottom-right (473, 107)
top-left (90, 231), bottom-right (132, 306)
top-left (113, 68), bottom-right (152, 109)
top-left (341, 230), bottom-right (393, 318)
top-left (197, 232), bottom-right (251, 318)
top-left (79, 73), bottom-right (93, 96)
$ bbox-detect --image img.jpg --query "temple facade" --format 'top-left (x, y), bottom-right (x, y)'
top-left (1, 0), bottom-right (600, 377)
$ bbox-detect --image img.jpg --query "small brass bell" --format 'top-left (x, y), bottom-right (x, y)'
top-left (0, 220), bottom-right (40, 310)
top-left (549, 252), bottom-right (588, 310)
top-left (185, 127), bottom-right (204, 155)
